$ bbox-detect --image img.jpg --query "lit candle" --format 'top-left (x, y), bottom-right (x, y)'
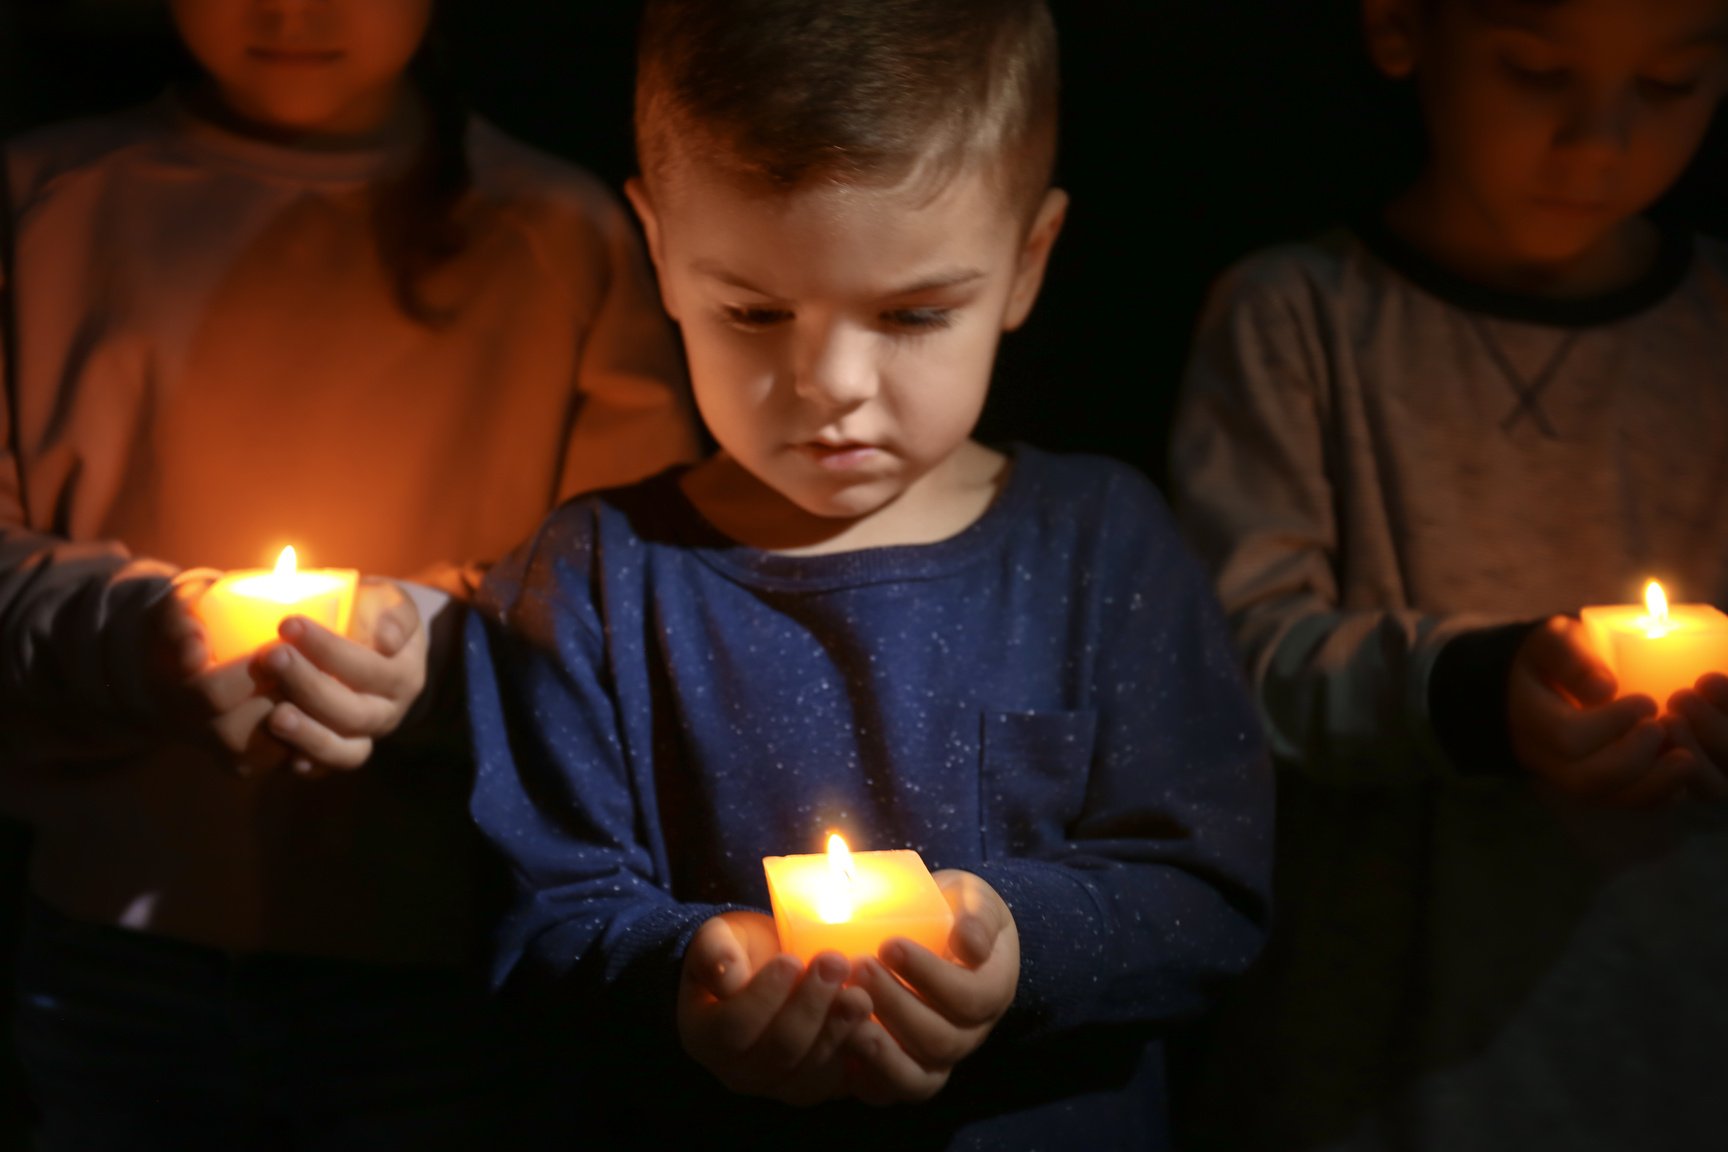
top-left (195, 546), bottom-right (358, 665)
top-left (1580, 581), bottom-right (1728, 710)
top-left (762, 833), bottom-right (954, 965)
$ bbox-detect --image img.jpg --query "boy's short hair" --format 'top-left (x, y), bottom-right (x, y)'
top-left (634, 0), bottom-right (1059, 221)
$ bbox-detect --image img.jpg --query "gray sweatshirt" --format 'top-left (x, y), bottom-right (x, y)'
top-left (0, 97), bottom-right (698, 963)
top-left (1170, 222), bottom-right (1728, 1152)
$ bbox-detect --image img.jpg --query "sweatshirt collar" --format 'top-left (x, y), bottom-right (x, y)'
top-left (158, 88), bottom-right (422, 187)
top-left (1352, 211), bottom-right (1694, 329)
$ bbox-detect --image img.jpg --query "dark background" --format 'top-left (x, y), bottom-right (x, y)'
top-left (3, 0), bottom-right (1727, 1145)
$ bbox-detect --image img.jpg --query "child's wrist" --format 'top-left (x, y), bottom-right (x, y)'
top-left (1429, 620), bottom-right (1542, 777)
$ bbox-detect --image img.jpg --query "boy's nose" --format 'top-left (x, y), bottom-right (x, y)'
top-left (793, 324), bottom-right (879, 410)
top-left (1556, 88), bottom-right (1633, 157)
top-left (254, 0), bottom-right (328, 37)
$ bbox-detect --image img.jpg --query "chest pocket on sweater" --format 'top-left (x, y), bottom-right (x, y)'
top-left (980, 709), bottom-right (1098, 859)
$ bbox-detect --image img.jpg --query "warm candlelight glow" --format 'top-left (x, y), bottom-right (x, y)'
top-left (1644, 580), bottom-right (1670, 636)
top-left (1581, 580), bottom-right (1728, 711)
top-left (195, 546), bottom-right (358, 665)
top-left (763, 835), bottom-right (954, 964)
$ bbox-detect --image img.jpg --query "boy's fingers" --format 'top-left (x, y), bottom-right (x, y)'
top-left (1547, 694), bottom-right (1657, 763)
top-left (349, 579), bottom-right (426, 661)
top-left (748, 953), bottom-right (853, 1076)
top-left (188, 656), bottom-right (266, 716)
top-left (260, 644), bottom-right (395, 738)
top-left (1605, 747), bottom-right (1698, 809)
top-left (1525, 617), bottom-right (1615, 703)
top-left (266, 703), bottom-right (374, 771)
top-left (878, 938), bottom-right (998, 1032)
top-left (1659, 712), bottom-right (1728, 802)
top-left (277, 617), bottom-right (407, 699)
top-left (704, 954), bottom-right (802, 1057)
top-left (798, 983), bottom-right (870, 1072)
top-left (844, 1014), bottom-right (949, 1104)
top-left (1697, 672), bottom-right (1728, 713)
top-left (208, 694), bottom-right (284, 771)
top-left (854, 954), bottom-right (973, 1071)
top-left (684, 923), bottom-right (750, 1001)
top-left (1673, 690), bottom-right (1728, 765)
top-left (1555, 719), bottom-right (1665, 800)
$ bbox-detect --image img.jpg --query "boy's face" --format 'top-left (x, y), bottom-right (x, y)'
top-left (1369, 0), bottom-right (1728, 266)
top-left (171, 0), bottom-right (431, 139)
top-left (630, 157), bottom-right (1065, 534)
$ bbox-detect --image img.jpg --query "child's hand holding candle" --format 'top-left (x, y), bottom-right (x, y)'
top-left (140, 570), bottom-right (289, 774)
top-left (1662, 673), bottom-right (1728, 801)
top-left (677, 909), bottom-right (872, 1106)
top-left (258, 577), bottom-right (429, 776)
top-left (195, 547), bottom-right (358, 667)
top-left (1507, 614), bottom-right (1701, 808)
top-left (844, 869), bottom-right (1021, 1106)
top-left (172, 550), bottom-right (429, 776)
top-left (1580, 582), bottom-right (1728, 713)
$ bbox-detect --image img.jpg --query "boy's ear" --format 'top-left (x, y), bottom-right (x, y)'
top-left (625, 176), bottom-right (680, 320)
top-left (1363, 0), bottom-right (1421, 80)
top-left (1002, 187), bottom-right (1068, 333)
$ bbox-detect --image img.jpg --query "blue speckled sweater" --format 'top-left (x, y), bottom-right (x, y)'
top-left (464, 444), bottom-right (1273, 1150)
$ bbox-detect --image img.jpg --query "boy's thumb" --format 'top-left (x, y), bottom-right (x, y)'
top-left (951, 915), bottom-right (994, 967)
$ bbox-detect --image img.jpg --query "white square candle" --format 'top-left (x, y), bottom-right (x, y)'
top-left (1580, 582), bottom-right (1728, 710)
top-left (196, 546), bottom-right (357, 665)
top-left (763, 834), bottom-right (953, 965)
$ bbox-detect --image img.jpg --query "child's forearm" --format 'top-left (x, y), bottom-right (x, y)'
top-left (971, 851), bottom-right (1269, 1040)
top-left (0, 520), bottom-right (177, 745)
top-left (1242, 597), bottom-right (1520, 784)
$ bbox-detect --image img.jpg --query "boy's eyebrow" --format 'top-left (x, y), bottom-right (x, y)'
top-left (691, 261), bottom-right (988, 297)
top-left (1472, 0), bottom-right (1728, 48)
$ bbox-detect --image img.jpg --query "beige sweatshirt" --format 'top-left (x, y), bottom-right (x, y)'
top-left (1170, 222), bottom-right (1728, 1151)
top-left (0, 97), bottom-right (698, 962)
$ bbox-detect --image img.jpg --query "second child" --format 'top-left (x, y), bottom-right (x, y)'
top-left (1171, 0), bottom-right (1728, 1147)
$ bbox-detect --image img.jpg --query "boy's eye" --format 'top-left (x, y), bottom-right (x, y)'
top-left (721, 305), bottom-right (792, 330)
top-left (1501, 58), bottom-right (1571, 91)
top-left (882, 307), bottom-right (955, 332)
top-left (1639, 75), bottom-right (1701, 102)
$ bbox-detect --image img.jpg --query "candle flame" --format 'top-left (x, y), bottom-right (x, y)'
top-left (817, 833), bottom-right (855, 924)
top-left (1645, 580), bottom-right (1669, 625)
top-left (826, 833), bottom-right (855, 883)
top-left (274, 546), bottom-right (298, 579)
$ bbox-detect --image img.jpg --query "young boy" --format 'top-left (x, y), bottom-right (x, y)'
top-left (1171, 0), bottom-right (1728, 1148)
top-left (463, 1), bottom-right (1273, 1147)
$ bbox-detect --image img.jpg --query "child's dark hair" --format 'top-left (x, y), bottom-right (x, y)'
top-left (634, 0), bottom-right (1059, 221)
top-left (374, 0), bottom-right (472, 326)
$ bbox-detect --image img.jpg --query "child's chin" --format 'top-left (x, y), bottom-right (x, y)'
top-left (1511, 215), bottom-right (1621, 266)
top-left (787, 485), bottom-right (897, 523)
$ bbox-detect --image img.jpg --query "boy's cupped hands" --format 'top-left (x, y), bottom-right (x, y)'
top-left (679, 869), bottom-right (1020, 1107)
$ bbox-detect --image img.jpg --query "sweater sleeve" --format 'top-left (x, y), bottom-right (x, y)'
top-left (465, 508), bottom-right (733, 1030)
top-left (1169, 260), bottom-right (1519, 785)
top-left (970, 469), bottom-right (1275, 1038)
top-left (0, 189), bottom-right (175, 751)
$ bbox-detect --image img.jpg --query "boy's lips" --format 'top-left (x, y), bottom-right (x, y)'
top-left (1533, 195), bottom-right (1612, 216)
top-left (795, 440), bottom-right (883, 471)
top-left (247, 47), bottom-right (345, 65)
